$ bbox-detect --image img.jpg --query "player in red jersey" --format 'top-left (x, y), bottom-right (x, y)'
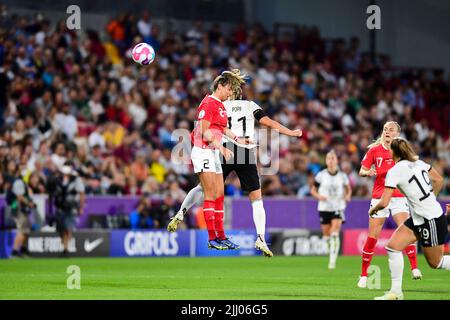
top-left (190, 70), bottom-right (250, 250)
top-left (357, 121), bottom-right (422, 288)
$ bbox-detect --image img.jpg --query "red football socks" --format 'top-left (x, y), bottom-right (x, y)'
top-left (203, 200), bottom-right (216, 240)
top-left (361, 236), bottom-right (377, 277)
top-left (214, 196), bottom-right (226, 240)
top-left (404, 243), bottom-right (418, 270)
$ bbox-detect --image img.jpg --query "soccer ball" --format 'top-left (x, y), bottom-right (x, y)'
top-left (131, 43), bottom-right (155, 65)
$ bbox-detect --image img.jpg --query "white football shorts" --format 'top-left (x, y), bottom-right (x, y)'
top-left (369, 197), bottom-right (409, 218)
top-left (191, 146), bottom-right (223, 174)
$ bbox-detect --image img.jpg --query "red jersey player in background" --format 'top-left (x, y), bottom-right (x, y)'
top-left (357, 121), bottom-right (422, 288)
top-left (190, 70), bottom-right (250, 250)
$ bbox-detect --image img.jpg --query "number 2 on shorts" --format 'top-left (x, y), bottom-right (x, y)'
top-left (203, 159), bottom-right (210, 170)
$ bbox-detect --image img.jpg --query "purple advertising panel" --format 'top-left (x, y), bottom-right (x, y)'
top-left (230, 198), bottom-right (449, 230)
top-left (2, 196), bottom-right (448, 231)
top-left (77, 197), bottom-right (140, 228)
top-left (0, 196), bottom-right (141, 229)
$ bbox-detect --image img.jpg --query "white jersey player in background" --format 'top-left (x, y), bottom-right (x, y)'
top-left (168, 83), bottom-right (302, 257)
top-left (369, 137), bottom-right (449, 300)
top-left (310, 150), bottom-right (352, 269)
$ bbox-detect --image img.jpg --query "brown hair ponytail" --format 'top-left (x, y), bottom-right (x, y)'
top-left (390, 137), bottom-right (419, 162)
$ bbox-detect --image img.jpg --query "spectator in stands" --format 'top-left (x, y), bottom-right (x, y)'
top-left (28, 171), bottom-right (46, 194)
top-left (129, 196), bottom-right (157, 229)
top-left (130, 151), bottom-right (149, 186)
top-left (141, 175), bottom-right (160, 195)
top-left (106, 14), bottom-right (126, 53)
top-left (124, 175), bottom-right (142, 196)
top-left (156, 193), bottom-right (178, 229)
top-left (137, 11), bottom-right (152, 42)
top-left (106, 172), bottom-right (126, 195)
top-left (149, 149), bottom-right (166, 184)
top-left (3, 159), bottom-right (18, 187)
top-left (51, 141), bottom-right (67, 170)
top-left (47, 163), bottom-right (85, 256)
top-left (8, 173), bottom-right (36, 257)
top-left (54, 104), bottom-right (78, 140)
top-left (168, 180), bottom-right (187, 203)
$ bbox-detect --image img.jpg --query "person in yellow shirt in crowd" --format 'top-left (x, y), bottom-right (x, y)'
top-left (103, 122), bottom-right (125, 149)
top-left (149, 150), bottom-right (166, 184)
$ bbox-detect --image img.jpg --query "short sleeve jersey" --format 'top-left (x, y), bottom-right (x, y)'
top-left (315, 169), bottom-right (350, 211)
top-left (191, 95), bottom-right (228, 149)
top-left (361, 144), bottom-right (404, 199)
top-left (385, 160), bottom-right (443, 225)
top-left (222, 100), bottom-right (262, 143)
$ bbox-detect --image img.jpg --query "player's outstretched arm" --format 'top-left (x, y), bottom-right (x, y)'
top-left (258, 116), bottom-right (302, 137)
top-left (224, 127), bottom-right (253, 145)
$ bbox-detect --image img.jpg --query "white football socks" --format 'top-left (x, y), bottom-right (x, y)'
top-left (329, 232), bottom-right (340, 266)
top-left (251, 199), bottom-right (266, 241)
top-left (438, 256), bottom-right (450, 270)
top-left (386, 247), bottom-right (404, 294)
top-left (180, 184), bottom-right (204, 214)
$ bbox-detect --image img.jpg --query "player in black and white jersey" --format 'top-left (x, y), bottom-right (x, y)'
top-left (310, 150), bottom-right (352, 269)
top-left (369, 138), bottom-right (449, 300)
top-left (167, 82), bottom-right (302, 257)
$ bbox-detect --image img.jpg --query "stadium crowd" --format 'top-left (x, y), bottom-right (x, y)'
top-left (0, 6), bottom-right (449, 208)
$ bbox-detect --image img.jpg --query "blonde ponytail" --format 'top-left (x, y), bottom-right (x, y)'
top-left (212, 69), bottom-right (247, 99)
top-left (367, 137), bottom-right (383, 149)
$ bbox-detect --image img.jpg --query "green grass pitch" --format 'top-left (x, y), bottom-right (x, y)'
top-left (0, 255), bottom-right (449, 300)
